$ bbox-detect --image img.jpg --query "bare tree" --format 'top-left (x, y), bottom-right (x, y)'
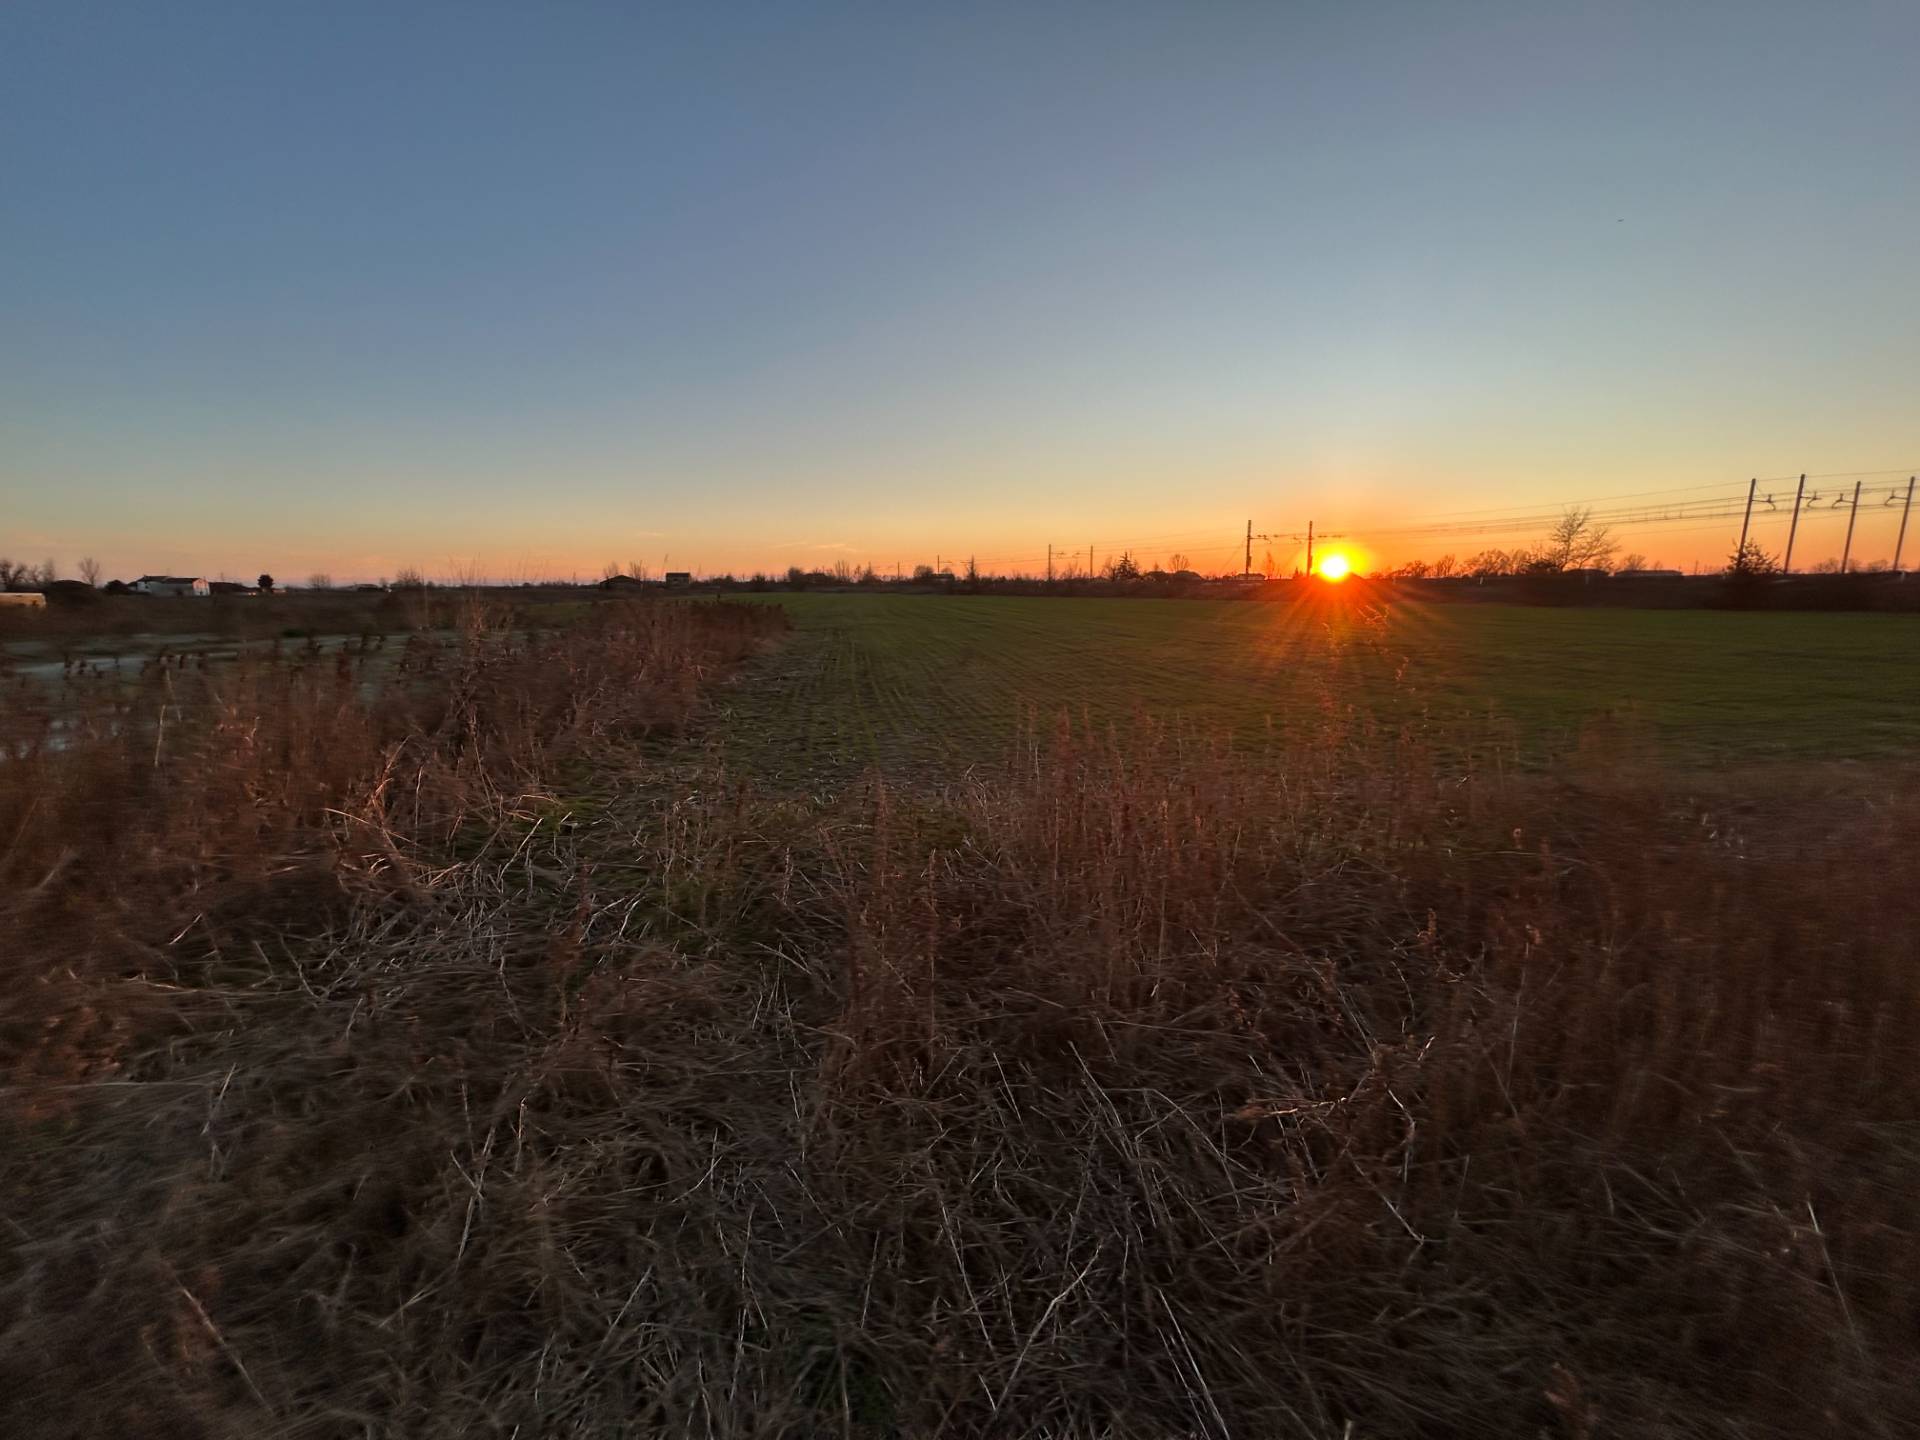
top-left (1617, 552), bottom-right (1649, 573)
top-left (1430, 553), bottom-right (1458, 578)
top-left (77, 556), bottom-right (102, 587)
top-left (1466, 548), bottom-right (1523, 577)
top-left (1167, 552), bottom-right (1191, 572)
top-left (306, 572), bottom-right (333, 591)
top-left (1539, 507), bottom-right (1619, 572)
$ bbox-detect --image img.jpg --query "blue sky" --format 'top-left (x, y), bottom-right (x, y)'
top-left (4, 2), bottom-right (1917, 579)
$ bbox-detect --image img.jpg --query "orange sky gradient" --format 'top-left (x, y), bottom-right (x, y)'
top-left (5, 7), bottom-right (1917, 586)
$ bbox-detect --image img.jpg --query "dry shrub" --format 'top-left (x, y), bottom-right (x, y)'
top-left (0, 601), bottom-right (786, 1091)
top-left (814, 724), bottom-right (1920, 1436)
top-left (3, 637), bottom-right (1916, 1438)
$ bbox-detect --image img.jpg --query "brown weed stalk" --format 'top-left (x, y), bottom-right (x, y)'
top-left (3, 638), bottom-right (1915, 1438)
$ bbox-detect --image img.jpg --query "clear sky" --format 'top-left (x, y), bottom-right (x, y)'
top-left (4, 2), bottom-right (1917, 581)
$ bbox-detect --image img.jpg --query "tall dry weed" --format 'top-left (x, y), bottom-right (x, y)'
top-left (3, 614), bottom-right (1916, 1438)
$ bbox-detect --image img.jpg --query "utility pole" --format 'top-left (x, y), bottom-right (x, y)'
top-left (1305, 520), bottom-right (1315, 577)
top-left (1782, 474), bottom-right (1807, 574)
top-left (1089, 544), bottom-right (1094, 579)
top-left (1894, 477), bottom-right (1915, 573)
top-left (1244, 519), bottom-right (1253, 577)
top-left (1046, 543), bottom-right (1053, 585)
top-left (1737, 477), bottom-right (1757, 553)
top-left (1840, 480), bottom-right (1863, 573)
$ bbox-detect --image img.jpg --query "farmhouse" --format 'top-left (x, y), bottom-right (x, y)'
top-left (208, 581), bottom-right (259, 595)
top-left (599, 574), bottom-right (645, 591)
top-left (131, 575), bottom-right (210, 597)
top-left (663, 571), bottom-right (692, 588)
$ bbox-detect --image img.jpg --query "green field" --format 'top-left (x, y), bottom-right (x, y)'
top-left (720, 592), bottom-right (1920, 779)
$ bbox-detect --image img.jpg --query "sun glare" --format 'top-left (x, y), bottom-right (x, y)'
top-left (1318, 553), bottom-right (1351, 581)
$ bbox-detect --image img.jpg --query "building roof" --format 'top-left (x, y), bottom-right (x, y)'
top-left (135, 574), bottom-right (205, 584)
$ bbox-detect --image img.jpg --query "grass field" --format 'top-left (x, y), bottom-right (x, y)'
top-left (724, 591), bottom-right (1920, 778)
top-left (8, 594), bottom-right (1919, 1436)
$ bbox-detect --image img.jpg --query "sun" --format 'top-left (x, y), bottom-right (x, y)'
top-left (1317, 553), bottom-right (1351, 582)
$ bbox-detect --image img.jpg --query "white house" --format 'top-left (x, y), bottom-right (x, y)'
top-left (131, 575), bottom-right (210, 597)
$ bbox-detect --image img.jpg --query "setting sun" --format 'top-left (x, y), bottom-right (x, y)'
top-left (1317, 553), bottom-right (1351, 581)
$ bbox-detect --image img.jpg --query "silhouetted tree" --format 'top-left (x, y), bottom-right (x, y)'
top-left (1726, 541), bottom-right (1780, 579)
top-left (1538, 508), bottom-right (1618, 571)
top-left (1466, 548), bottom-right (1525, 577)
top-left (257, 573), bottom-right (275, 594)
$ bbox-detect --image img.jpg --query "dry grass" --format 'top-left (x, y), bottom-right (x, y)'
top-left (2, 607), bottom-right (1915, 1438)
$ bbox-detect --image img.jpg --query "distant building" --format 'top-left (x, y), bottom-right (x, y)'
top-left (208, 581), bottom-right (259, 596)
top-left (1616, 568), bottom-right (1686, 578)
top-left (130, 575), bottom-right (209, 597)
top-left (0, 592), bottom-right (47, 609)
top-left (599, 574), bottom-right (645, 590)
top-left (663, 571), bottom-right (692, 588)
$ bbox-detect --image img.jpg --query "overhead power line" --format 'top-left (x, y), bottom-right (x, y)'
top-left (904, 467), bottom-right (1916, 577)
